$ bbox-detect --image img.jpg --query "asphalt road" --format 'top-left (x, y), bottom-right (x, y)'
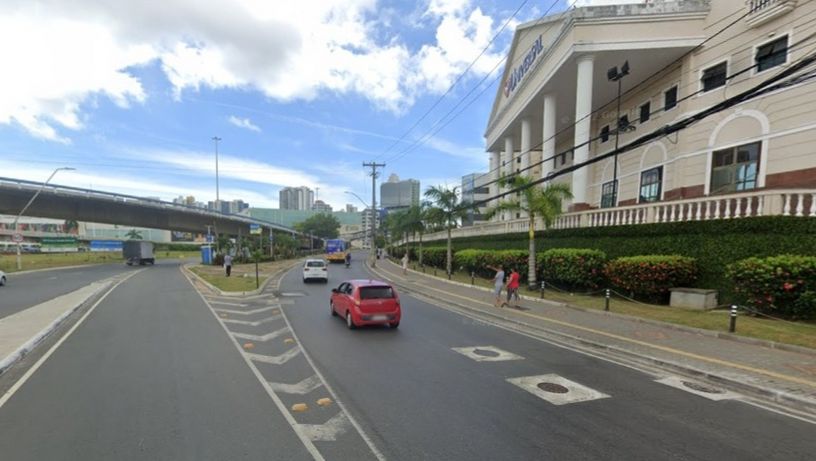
top-left (0, 261), bottom-right (313, 461)
top-left (1, 255), bottom-right (814, 460)
top-left (281, 255), bottom-right (816, 460)
top-left (0, 262), bottom-right (133, 319)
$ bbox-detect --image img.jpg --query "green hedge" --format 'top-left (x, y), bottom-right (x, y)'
top-left (727, 255), bottom-right (816, 319)
top-left (604, 255), bottom-right (698, 302)
top-left (538, 248), bottom-right (607, 290)
top-left (454, 249), bottom-right (529, 281)
top-left (423, 217), bottom-right (816, 302)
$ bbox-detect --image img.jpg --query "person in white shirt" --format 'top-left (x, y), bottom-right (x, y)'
top-left (224, 254), bottom-right (233, 277)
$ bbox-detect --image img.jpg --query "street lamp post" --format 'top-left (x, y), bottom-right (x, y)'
top-left (13, 167), bottom-right (76, 270)
top-left (345, 190), bottom-right (375, 261)
top-left (607, 60), bottom-right (631, 207)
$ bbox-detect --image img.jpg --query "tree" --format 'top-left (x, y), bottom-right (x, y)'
top-left (485, 175), bottom-right (572, 289)
top-left (424, 185), bottom-right (473, 275)
top-left (294, 213), bottom-right (341, 239)
top-left (397, 203), bottom-right (429, 266)
top-left (125, 229), bottom-right (143, 240)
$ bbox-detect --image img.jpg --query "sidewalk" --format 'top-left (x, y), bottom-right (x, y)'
top-left (368, 257), bottom-right (816, 418)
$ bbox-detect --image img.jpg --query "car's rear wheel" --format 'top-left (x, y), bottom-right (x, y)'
top-left (389, 321), bottom-right (399, 329)
top-left (346, 311), bottom-right (356, 330)
top-left (330, 301), bottom-right (337, 317)
top-left (0, 276), bottom-right (5, 286)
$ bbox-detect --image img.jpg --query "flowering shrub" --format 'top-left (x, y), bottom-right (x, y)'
top-left (727, 255), bottom-right (816, 319)
top-left (537, 248), bottom-right (607, 290)
top-left (604, 255), bottom-right (698, 302)
top-left (454, 249), bottom-right (529, 281)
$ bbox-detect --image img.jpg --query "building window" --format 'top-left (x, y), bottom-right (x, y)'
top-left (710, 142), bottom-right (761, 194)
top-left (756, 36), bottom-right (788, 72)
top-left (701, 62), bottom-right (727, 92)
top-left (639, 166), bottom-right (663, 203)
top-left (639, 102), bottom-right (651, 123)
top-left (600, 125), bottom-right (610, 143)
top-left (517, 157), bottom-right (521, 163)
top-left (664, 86), bottom-right (678, 111)
top-left (601, 180), bottom-right (617, 208)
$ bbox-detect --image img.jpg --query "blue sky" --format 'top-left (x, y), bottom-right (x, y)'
top-left (0, 0), bottom-right (572, 210)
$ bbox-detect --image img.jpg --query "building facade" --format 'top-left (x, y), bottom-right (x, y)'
top-left (472, 0), bottom-right (815, 234)
top-left (380, 174), bottom-right (420, 211)
top-left (313, 200), bottom-right (333, 213)
top-left (461, 172), bottom-right (491, 226)
top-left (279, 186), bottom-right (314, 211)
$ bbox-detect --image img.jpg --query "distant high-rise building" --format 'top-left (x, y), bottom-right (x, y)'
top-left (380, 174), bottom-right (420, 211)
top-left (461, 173), bottom-right (490, 226)
top-left (360, 207), bottom-right (381, 248)
top-left (345, 204), bottom-right (358, 213)
top-left (279, 186), bottom-right (314, 210)
top-left (313, 200), bottom-right (332, 213)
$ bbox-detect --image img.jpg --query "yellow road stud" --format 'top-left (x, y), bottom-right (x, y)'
top-left (291, 403), bottom-right (308, 412)
top-left (317, 398), bottom-right (332, 407)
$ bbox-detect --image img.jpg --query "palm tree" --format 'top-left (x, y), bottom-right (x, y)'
top-left (399, 203), bottom-right (429, 266)
top-left (125, 229), bottom-right (143, 240)
top-left (424, 185), bottom-right (472, 276)
top-left (485, 175), bottom-right (572, 289)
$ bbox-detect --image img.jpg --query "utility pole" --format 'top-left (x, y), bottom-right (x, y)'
top-left (363, 161), bottom-right (385, 268)
top-left (212, 136), bottom-right (222, 205)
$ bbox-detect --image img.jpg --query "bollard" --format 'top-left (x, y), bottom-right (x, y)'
top-left (540, 281), bottom-right (546, 299)
top-left (471, 272), bottom-right (475, 286)
top-left (729, 305), bottom-right (738, 333)
top-left (605, 288), bottom-right (611, 311)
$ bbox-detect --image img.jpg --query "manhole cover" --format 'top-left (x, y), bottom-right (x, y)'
top-left (682, 381), bottom-right (725, 394)
top-left (537, 382), bottom-right (569, 394)
top-left (473, 348), bottom-right (501, 358)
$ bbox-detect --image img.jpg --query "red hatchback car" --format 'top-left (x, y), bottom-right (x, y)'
top-left (330, 279), bottom-right (401, 329)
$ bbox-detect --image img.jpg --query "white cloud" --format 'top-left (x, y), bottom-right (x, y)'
top-left (0, 0), bottom-right (510, 141)
top-left (228, 115), bottom-right (261, 132)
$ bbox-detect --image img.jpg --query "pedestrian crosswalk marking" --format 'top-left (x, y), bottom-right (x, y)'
top-left (452, 346), bottom-right (524, 362)
top-left (507, 374), bottom-right (610, 405)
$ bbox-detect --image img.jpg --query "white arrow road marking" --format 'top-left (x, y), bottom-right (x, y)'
top-left (655, 376), bottom-right (740, 401)
top-left (214, 305), bottom-right (280, 315)
top-left (452, 346), bottom-right (524, 362)
top-left (269, 375), bottom-right (323, 394)
top-left (232, 327), bottom-right (289, 342)
top-left (222, 315), bottom-right (282, 326)
top-left (207, 300), bottom-right (248, 307)
top-left (298, 412), bottom-right (351, 442)
top-left (507, 374), bottom-right (610, 405)
top-left (245, 348), bottom-right (302, 365)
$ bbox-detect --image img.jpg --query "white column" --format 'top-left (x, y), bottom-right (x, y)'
top-left (541, 93), bottom-right (556, 182)
top-left (520, 118), bottom-right (532, 219)
top-left (572, 55), bottom-right (594, 206)
top-left (504, 136), bottom-right (515, 220)
top-left (489, 151), bottom-right (500, 220)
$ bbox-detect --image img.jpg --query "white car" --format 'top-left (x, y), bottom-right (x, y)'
top-left (302, 259), bottom-right (328, 283)
top-left (0, 270), bottom-right (6, 287)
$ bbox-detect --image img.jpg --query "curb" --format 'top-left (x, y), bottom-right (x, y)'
top-left (389, 259), bottom-right (816, 357)
top-left (183, 261), bottom-right (301, 297)
top-left (368, 261), bottom-right (816, 417)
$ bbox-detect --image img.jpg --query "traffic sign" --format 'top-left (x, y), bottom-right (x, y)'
top-left (250, 223), bottom-right (261, 235)
top-left (11, 233), bottom-right (23, 243)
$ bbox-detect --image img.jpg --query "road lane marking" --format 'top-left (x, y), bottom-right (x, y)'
top-left (370, 264), bottom-right (816, 389)
top-left (452, 346), bottom-right (524, 362)
top-left (507, 374), bottom-right (610, 405)
top-left (269, 375), bottom-right (323, 394)
top-left (222, 315), bottom-right (282, 327)
top-left (0, 270), bottom-right (145, 410)
top-left (232, 327), bottom-right (289, 342)
top-left (213, 305), bottom-right (279, 316)
top-left (245, 348), bottom-right (302, 365)
top-left (299, 412), bottom-right (351, 442)
top-left (207, 300), bottom-right (248, 307)
top-left (655, 376), bottom-right (740, 401)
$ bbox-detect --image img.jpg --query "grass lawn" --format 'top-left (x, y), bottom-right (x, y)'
top-left (189, 259), bottom-right (298, 292)
top-left (0, 250), bottom-right (199, 273)
top-left (407, 260), bottom-right (816, 350)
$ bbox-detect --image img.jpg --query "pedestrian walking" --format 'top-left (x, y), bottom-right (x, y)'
top-left (490, 265), bottom-right (505, 307)
top-left (506, 267), bottom-right (520, 307)
top-left (224, 253), bottom-right (233, 277)
top-left (401, 252), bottom-right (409, 275)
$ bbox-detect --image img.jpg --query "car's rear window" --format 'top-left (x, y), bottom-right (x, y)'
top-left (306, 261), bottom-right (325, 267)
top-left (359, 286), bottom-right (394, 299)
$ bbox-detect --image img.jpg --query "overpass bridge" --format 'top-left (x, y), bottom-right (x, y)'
top-left (0, 176), bottom-right (306, 245)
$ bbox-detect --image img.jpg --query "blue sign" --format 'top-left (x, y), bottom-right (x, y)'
top-left (504, 35), bottom-right (543, 98)
top-left (89, 240), bottom-right (123, 252)
top-left (206, 234), bottom-right (214, 243)
top-left (250, 223), bottom-right (261, 235)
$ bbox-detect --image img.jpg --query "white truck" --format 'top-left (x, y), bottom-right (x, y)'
top-left (123, 241), bottom-right (155, 266)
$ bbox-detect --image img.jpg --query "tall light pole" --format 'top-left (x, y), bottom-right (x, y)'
top-left (212, 136), bottom-right (222, 206)
top-left (607, 60), bottom-right (631, 208)
top-left (345, 190), bottom-right (373, 260)
top-left (13, 167), bottom-right (76, 270)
